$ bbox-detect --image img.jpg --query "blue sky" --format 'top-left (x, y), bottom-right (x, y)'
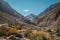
top-left (4, 0), bottom-right (60, 16)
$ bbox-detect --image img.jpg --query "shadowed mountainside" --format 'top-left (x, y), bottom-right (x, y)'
top-left (0, 0), bottom-right (33, 26)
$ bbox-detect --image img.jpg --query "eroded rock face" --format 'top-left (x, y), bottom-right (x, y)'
top-left (32, 3), bottom-right (60, 27)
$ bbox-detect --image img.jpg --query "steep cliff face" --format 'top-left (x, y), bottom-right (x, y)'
top-left (32, 3), bottom-right (60, 27)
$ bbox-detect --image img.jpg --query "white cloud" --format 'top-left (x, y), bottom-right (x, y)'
top-left (24, 9), bottom-right (29, 12)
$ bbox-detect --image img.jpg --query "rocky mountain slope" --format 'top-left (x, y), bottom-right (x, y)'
top-left (32, 3), bottom-right (60, 27)
top-left (0, 0), bottom-right (33, 26)
top-left (0, 0), bottom-right (22, 24)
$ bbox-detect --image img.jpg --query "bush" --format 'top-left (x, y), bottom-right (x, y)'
top-left (8, 27), bottom-right (20, 35)
top-left (0, 27), bottom-right (20, 36)
top-left (25, 30), bottom-right (51, 40)
top-left (56, 28), bottom-right (60, 36)
top-left (24, 30), bottom-right (32, 38)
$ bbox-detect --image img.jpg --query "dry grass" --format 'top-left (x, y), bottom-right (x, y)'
top-left (24, 30), bottom-right (51, 40)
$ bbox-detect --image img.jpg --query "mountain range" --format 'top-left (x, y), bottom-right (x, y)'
top-left (0, 0), bottom-right (60, 28)
top-left (32, 3), bottom-right (60, 28)
top-left (0, 0), bottom-right (60, 40)
top-left (0, 0), bottom-right (34, 27)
